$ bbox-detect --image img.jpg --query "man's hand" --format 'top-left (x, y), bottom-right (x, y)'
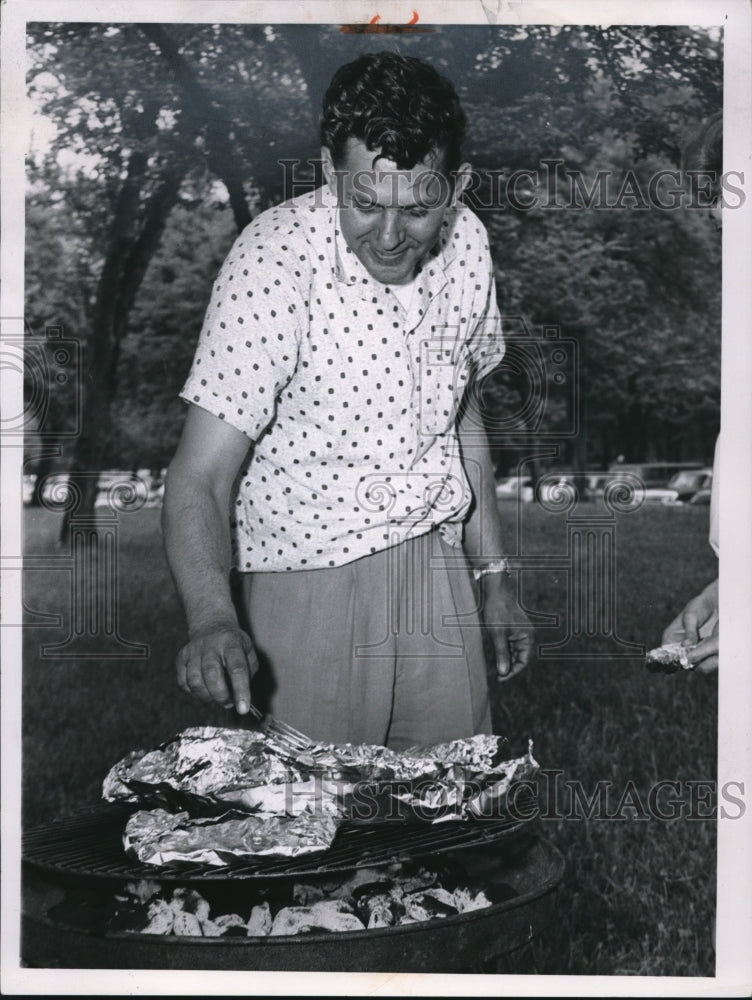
top-left (662, 578), bottom-right (719, 674)
top-left (176, 623), bottom-right (259, 714)
top-left (478, 573), bottom-right (535, 681)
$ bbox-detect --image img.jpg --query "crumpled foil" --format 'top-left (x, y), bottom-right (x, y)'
top-left (124, 808), bottom-right (342, 866)
top-left (105, 728), bottom-right (540, 865)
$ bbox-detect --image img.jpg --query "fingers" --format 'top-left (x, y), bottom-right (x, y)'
top-left (661, 614), bottom-right (685, 646)
top-left (494, 632), bottom-right (512, 679)
top-left (493, 626), bottom-right (533, 682)
top-left (223, 636), bottom-right (254, 715)
top-left (664, 581), bottom-right (719, 648)
top-left (175, 628), bottom-right (256, 714)
top-left (681, 609), bottom-right (701, 647)
top-left (687, 634), bottom-right (719, 673)
top-left (511, 629), bottom-right (534, 672)
top-left (176, 646), bottom-right (216, 704)
top-left (695, 654), bottom-right (719, 674)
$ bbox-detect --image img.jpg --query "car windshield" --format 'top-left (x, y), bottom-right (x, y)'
top-left (668, 471), bottom-right (704, 490)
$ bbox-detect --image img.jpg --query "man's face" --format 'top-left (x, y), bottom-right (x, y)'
top-left (322, 139), bottom-right (470, 286)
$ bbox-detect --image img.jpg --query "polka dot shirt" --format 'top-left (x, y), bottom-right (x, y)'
top-left (181, 185), bottom-right (505, 571)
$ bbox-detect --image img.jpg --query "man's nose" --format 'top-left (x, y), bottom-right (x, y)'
top-left (377, 209), bottom-right (405, 250)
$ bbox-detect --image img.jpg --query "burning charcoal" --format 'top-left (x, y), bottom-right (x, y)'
top-left (170, 887), bottom-right (211, 923)
top-left (402, 890), bottom-right (458, 922)
top-left (246, 902), bottom-right (272, 936)
top-left (351, 880), bottom-right (396, 903)
top-left (270, 900), bottom-right (365, 936)
top-left (123, 879), bottom-right (161, 904)
top-left (199, 918), bottom-right (223, 937)
top-left (421, 886), bottom-right (458, 909)
top-left (206, 912), bottom-right (248, 937)
top-left (391, 866), bottom-right (438, 895)
top-left (223, 925), bottom-right (250, 938)
top-left (172, 910), bottom-right (203, 936)
top-left (270, 906), bottom-right (315, 936)
top-left (141, 898), bottom-right (175, 935)
top-left (452, 886), bottom-right (493, 913)
top-left (355, 892), bottom-right (396, 929)
top-left (367, 906), bottom-right (394, 929)
top-left (292, 882), bottom-right (326, 906)
top-left (330, 867), bottom-right (391, 899)
top-left (107, 898), bottom-right (151, 934)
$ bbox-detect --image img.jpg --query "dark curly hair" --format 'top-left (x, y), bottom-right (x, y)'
top-left (320, 51), bottom-right (467, 174)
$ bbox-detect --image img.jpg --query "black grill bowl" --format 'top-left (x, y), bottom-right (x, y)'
top-left (22, 834), bottom-right (564, 973)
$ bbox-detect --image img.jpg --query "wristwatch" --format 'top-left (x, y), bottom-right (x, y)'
top-left (472, 558), bottom-right (511, 581)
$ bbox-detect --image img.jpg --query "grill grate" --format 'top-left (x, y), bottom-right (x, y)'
top-left (23, 797), bottom-right (537, 883)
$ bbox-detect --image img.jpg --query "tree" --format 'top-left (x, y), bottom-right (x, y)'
top-left (25, 21), bottom-right (722, 503)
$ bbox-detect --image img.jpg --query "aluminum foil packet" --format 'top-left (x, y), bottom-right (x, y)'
top-left (645, 642), bottom-right (694, 673)
top-left (105, 728), bottom-right (540, 864)
top-left (123, 807), bottom-right (342, 866)
top-left (103, 726), bottom-right (344, 817)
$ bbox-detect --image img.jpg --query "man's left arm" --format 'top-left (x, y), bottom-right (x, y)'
top-left (457, 402), bottom-right (534, 680)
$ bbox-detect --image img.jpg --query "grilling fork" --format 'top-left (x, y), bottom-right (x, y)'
top-left (245, 704), bottom-right (366, 780)
top-left (245, 701), bottom-right (316, 755)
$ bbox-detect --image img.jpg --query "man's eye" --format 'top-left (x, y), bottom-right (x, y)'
top-left (353, 201), bottom-right (378, 213)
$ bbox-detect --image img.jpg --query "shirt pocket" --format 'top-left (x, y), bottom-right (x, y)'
top-left (417, 337), bottom-right (472, 437)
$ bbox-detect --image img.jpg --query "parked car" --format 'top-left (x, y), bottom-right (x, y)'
top-left (688, 488), bottom-right (712, 506)
top-left (537, 472), bottom-right (578, 504)
top-left (494, 475), bottom-right (534, 502)
top-left (606, 461), bottom-right (704, 489)
top-left (536, 471), bottom-right (606, 504)
top-left (664, 467), bottom-right (713, 504)
top-left (600, 462), bottom-right (706, 506)
top-left (582, 462), bottom-right (707, 508)
top-left (23, 470), bottom-right (164, 508)
top-left (584, 473), bottom-right (611, 502)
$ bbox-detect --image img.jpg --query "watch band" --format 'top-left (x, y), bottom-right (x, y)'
top-left (472, 558), bottom-right (511, 581)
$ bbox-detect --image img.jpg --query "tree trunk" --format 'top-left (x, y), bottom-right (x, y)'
top-left (139, 23), bottom-right (254, 233)
top-left (28, 448), bottom-right (59, 508)
top-left (59, 26), bottom-right (262, 543)
top-left (59, 152), bottom-right (188, 542)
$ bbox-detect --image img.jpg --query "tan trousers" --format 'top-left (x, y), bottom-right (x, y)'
top-left (240, 529), bottom-right (491, 749)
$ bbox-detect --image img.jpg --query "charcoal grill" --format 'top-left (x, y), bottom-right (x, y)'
top-left (22, 803), bottom-right (564, 973)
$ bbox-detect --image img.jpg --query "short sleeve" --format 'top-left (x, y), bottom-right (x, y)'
top-left (180, 219), bottom-right (305, 440)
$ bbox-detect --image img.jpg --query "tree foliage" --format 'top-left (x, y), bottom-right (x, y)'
top-left (24, 21), bottom-right (722, 489)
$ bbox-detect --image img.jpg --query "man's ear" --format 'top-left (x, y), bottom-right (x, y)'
top-left (453, 162), bottom-right (473, 202)
top-left (321, 147), bottom-right (337, 193)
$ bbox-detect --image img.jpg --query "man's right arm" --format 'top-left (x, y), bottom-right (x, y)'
top-left (162, 404), bottom-right (257, 714)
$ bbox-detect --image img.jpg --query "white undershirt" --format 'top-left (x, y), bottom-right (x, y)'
top-left (390, 277), bottom-right (418, 312)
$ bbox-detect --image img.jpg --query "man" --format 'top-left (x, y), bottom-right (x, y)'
top-left (163, 52), bottom-right (533, 748)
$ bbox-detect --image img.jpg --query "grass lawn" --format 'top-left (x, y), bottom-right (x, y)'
top-left (19, 500), bottom-right (719, 976)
